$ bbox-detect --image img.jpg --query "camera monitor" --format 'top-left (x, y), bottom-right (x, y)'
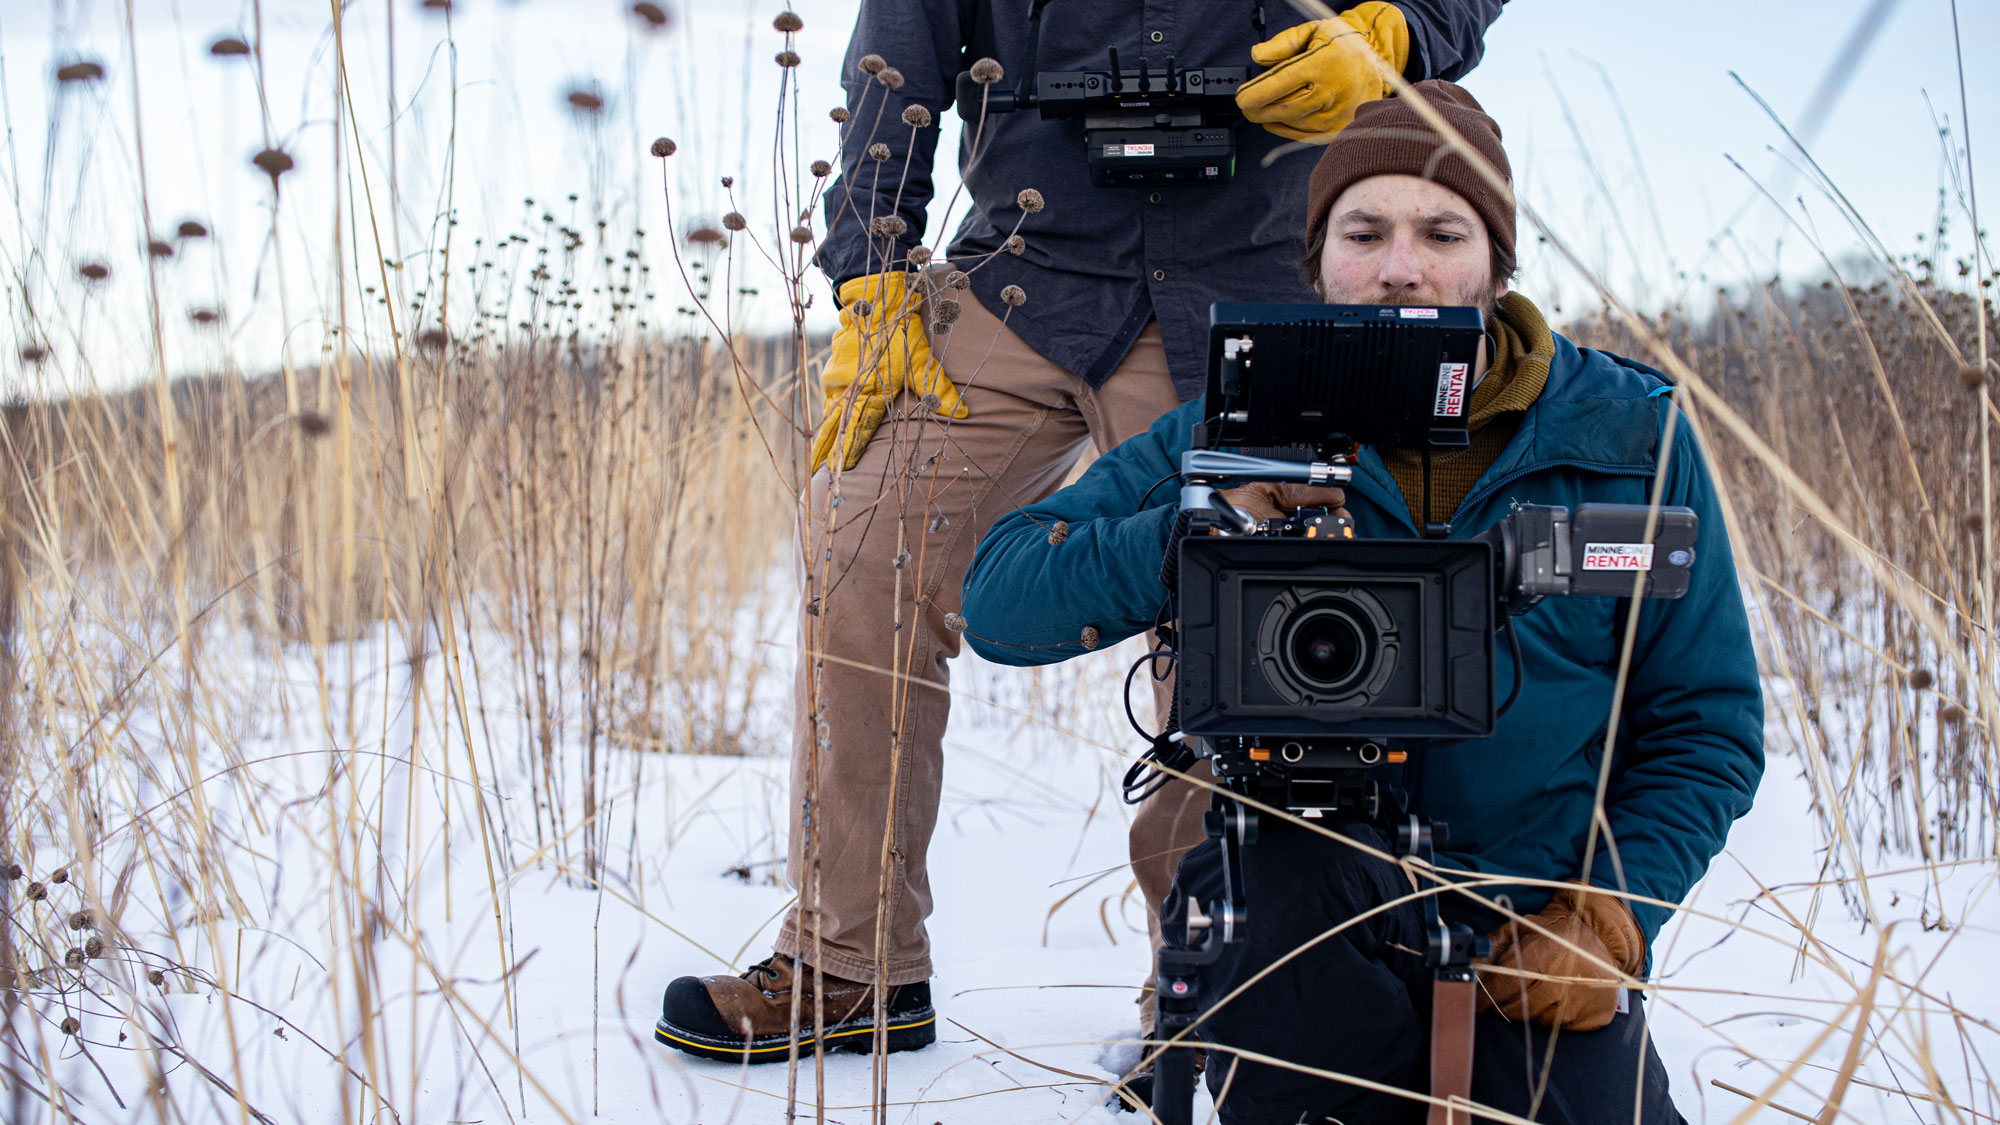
top-left (1202, 302), bottom-right (1485, 457)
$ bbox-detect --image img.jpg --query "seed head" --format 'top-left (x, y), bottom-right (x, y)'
top-left (1960, 364), bottom-right (1987, 390)
top-left (650, 137), bottom-right (676, 158)
top-left (77, 262), bottom-right (109, 283)
top-left (774, 11), bottom-right (804, 32)
top-left (1004, 234), bottom-right (1025, 255)
top-left (60, 1017), bottom-right (80, 1036)
top-left (64, 948), bottom-right (83, 970)
top-left (867, 142), bottom-right (891, 162)
top-left (1941, 703), bottom-right (1965, 725)
top-left (148, 240), bottom-right (174, 259)
top-left (870, 215), bottom-right (908, 238)
top-left (902, 104), bottom-right (933, 128)
top-left (944, 612), bottom-right (967, 632)
top-left (188, 307), bottom-right (221, 326)
top-left (1910, 667), bottom-right (1935, 691)
top-left (810, 159), bottom-right (832, 177)
top-left (54, 870), bottom-right (72, 884)
top-left (919, 393), bottom-right (941, 411)
top-left (848, 298), bottom-right (873, 318)
top-left (1080, 626), bottom-right (1101, 650)
top-left (252, 147), bottom-right (295, 180)
top-left (789, 225), bottom-right (814, 245)
top-left (945, 269), bottom-right (968, 290)
top-left (970, 57), bottom-right (1004, 84)
top-left (177, 219), bottom-right (209, 239)
top-left (830, 106), bottom-right (851, 123)
top-left (722, 212), bottom-right (747, 231)
top-left (566, 88), bottom-right (605, 113)
top-left (877, 67), bottom-right (905, 89)
top-left (858, 54), bottom-right (886, 76)
top-left (84, 936), bottom-right (104, 959)
top-left (1966, 512), bottom-right (1985, 533)
top-left (1047, 520), bottom-right (1070, 545)
top-left (3, 864), bottom-right (20, 880)
top-left (209, 37), bottom-right (250, 57)
top-left (56, 60), bottom-right (106, 84)
top-left (295, 412), bottom-right (332, 437)
top-left (931, 298), bottom-right (961, 324)
top-left (416, 328), bottom-right (449, 352)
top-left (907, 246), bottom-right (932, 266)
top-left (1000, 284), bottom-right (1026, 307)
top-left (632, 2), bottom-right (670, 28)
top-left (67, 909), bottom-right (94, 931)
top-left (776, 50), bottom-right (801, 68)
top-left (1016, 188), bottom-right (1044, 213)
top-left (687, 226), bottom-right (725, 247)
top-left (147, 969), bottom-right (165, 986)
top-left (19, 346), bottom-right (48, 364)
top-left (26, 882), bottom-right (45, 901)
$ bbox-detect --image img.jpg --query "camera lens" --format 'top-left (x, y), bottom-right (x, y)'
top-left (1282, 604), bottom-right (1374, 693)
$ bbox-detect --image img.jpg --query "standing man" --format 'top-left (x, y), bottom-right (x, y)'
top-left (657, 1), bottom-right (1505, 1063)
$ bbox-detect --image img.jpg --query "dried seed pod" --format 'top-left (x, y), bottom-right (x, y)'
top-left (830, 106), bottom-right (851, 123)
top-left (1909, 668), bottom-right (1935, 691)
top-left (902, 105), bottom-right (933, 128)
top-left (774, 11), bottom-right (803, 32)
top-left (1962, 364), bottom-right (1988, 390)
top-left (296, 412), bottom-right (332, 437)
top-left (789, 225), bottom-right (814, 245)
top-left (944, 270), bottom-right (969, 290)
top-left (188, 307), bottom-right (221, 326)
top-left (1004, 234), bottom-right (1025, 255)
top-left (969, 58), bottom-right (1004, 84)
top-left (147, 969), bottom-right (165, 986)
top-left (871, 215), bottom-right (909, 238)
top-left (1047, 520), bottom-right (1070, 545)
top-left (177, 219), bottom-right (209, 238)
top-left (1968, 512), bottom-right (1986, 533)
top-left (1016, 188), bottom-right (1044, 213)
top-left (810, 159), bottom-right (832, 177)
top-left (1000, 284), bottom-right (1026, 307)
top-left (56, 60), bottom-right (106, 84)
top-left (64, 948), bottom-right (84, 970)
top-left (877, 67), bottom-right (904, 89)
top-left (147, 239), bottom-right (174, 258)
top-left (252, 147), bottom-right (294, 179)
top-left (84, 936), bottom-right (104, 959)
top-left (60, 1017), bottom-right (79, 1036)
top-left (848, 298), bottom-right (873, 318)
top-left (931, 298), bottom-right (961, 324)
top-left (19, 346), bottom-right (48, 364)
top-left (944, 612), bottom-right (967, 632)
top-left (632, 3), bottom-right (670, 28)
top-left (907, 246), bottom-right (932, 266)
top-left (50, 868), bottom-right (68, 884)
top-left (867, 142), bottom-right (891, 162)
top-left (26, 882), bottom-right (46, 901)
top-left (858, 54), bottom-right (886, 75)
top-left (209, 37), bottom-right (251, 57)
top-left (566, 88), bottom-right (605, 112)
top-left (687, 226), bottom-right (725, 246)
top-left (722, 212), bottom-right (747, 231)
top-left (720, 175), bottom-right (734, 188)
top-left (1080, 626), bottom-right (1101, 650)
top-left (3, 863), bottom-right (20, 880)
top-left (416, 328), bottom-right (449, 352)
top-left (77, 262), bottom-right (110, 282)
top-left (650, 137), bottom-right (676, 157)
top-left (67, 909), bottom-right (93, 931)
top-left (775, 51), bottom-right (801, 68)
top-left (1940, 704), bottom-right (1965, 725)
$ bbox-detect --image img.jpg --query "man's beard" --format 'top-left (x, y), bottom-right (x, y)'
top-left (1320, 275), bottom-right (1501, 323)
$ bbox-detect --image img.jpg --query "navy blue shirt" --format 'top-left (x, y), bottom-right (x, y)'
top-left (818, 0), bottom-right (1505, 399)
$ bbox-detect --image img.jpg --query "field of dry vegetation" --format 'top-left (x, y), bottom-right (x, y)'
top-left (0, 4), bottom-right (1996, 1123)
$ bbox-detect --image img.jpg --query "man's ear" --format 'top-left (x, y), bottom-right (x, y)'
top-left (1493, 278), bottom-right (1510, 303)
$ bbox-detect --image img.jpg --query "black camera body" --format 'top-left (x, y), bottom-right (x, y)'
top-left (1172, 303), bottom-right (1698, 763)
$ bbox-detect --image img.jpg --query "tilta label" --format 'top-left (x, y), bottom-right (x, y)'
top-left (1582, 543), bottom-right (1655, 571)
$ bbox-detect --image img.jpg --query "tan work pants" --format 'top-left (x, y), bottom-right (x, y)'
top-left (777, 269), bottom-right (1186, 985)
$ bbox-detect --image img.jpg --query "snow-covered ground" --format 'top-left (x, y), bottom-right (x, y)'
top-left (14, 625), bottom-right (1997, 1124)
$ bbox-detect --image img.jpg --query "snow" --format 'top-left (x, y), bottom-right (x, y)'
top-left (15, 627), bottom-right (1997, 1124)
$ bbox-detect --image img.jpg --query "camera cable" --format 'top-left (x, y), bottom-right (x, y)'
top-left (1497, 614), bottom-right (1524, 718)
top-left (1121, 648), bottom-right (1195, 805)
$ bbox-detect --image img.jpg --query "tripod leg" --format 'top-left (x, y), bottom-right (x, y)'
top-left (1149, 1036), bottom-right (1196, 1125)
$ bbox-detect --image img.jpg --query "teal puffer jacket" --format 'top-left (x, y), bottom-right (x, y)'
top-left (961, 332), bottom-right (1765, 943)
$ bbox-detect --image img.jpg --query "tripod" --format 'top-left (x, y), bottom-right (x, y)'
top-left (1147, 747), bottom-right (1487, 1125)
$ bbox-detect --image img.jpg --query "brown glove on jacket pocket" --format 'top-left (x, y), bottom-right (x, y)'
top-left (1476, 881), bottom-right (1645, 1031)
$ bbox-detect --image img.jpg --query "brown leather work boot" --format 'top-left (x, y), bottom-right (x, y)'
top-left (654, 953), bottom-right (937, 1063)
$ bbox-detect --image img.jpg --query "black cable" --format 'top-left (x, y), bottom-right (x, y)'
top-left (1497, 614), bottom-right (1524, 718)
top-left (1122, 648), bottom-right (1193, 805)
top-left (1124, 648), bottom-right (1179, 743)
top-left (1138, 471), bottom-right (1180, 510)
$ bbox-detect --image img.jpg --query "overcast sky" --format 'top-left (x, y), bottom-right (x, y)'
top-left (1, 0), bottom-right (1993, 395)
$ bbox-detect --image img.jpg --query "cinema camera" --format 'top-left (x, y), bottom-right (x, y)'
top-left (956, 0), bottom-right (1250, 186)
top-left (1132, 303), bottom-right (1699, 1125)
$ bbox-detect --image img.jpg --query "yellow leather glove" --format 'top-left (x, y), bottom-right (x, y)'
top-left (1477, 882), bottom-right (1646, 1032)
top-left (810, 271), bottom-right (970, 473)
top-left (1235, 2), bottom-right (1411, 143)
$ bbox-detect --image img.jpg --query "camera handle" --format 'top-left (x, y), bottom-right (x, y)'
top-left (1148, 783), bottom-right (1487, 1125)
top-left (1178, 449), bottom-right (1354, 536)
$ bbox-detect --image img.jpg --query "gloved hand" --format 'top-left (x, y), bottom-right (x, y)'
top-left (1235, 2), bottom-right (1411, 142)
top-left (1477, 881), bottom-right (1646, 1031)
top-left (810, 271), bottom-right (971, 473)
top-left (1216, 482), bottom-right (1349, 523)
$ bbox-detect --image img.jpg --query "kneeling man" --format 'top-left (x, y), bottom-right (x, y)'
top-left (960, 80), bottom-right (1763, 1124)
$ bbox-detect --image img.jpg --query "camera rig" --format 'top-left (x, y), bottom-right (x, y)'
top-left (956, 0), bottom-right (1250, 185)
top-left (1132, 303), bottom-right (1698, 1125)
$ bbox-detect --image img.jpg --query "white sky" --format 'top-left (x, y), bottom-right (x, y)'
top-left (1, 0), bottom-right (1993, 394)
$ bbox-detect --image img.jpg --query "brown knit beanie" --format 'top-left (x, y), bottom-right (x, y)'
top-left (1304, 80), bottom-right (1514, 270)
